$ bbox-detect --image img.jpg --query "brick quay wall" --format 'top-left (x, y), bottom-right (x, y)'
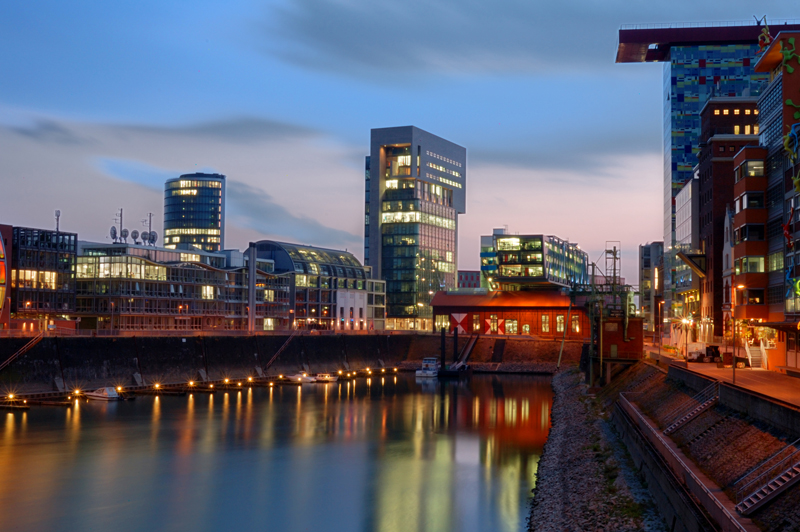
top-left (0, 335), bottom-right (584, 393)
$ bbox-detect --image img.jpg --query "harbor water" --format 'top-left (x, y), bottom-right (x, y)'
top-left (0, 374), bottom-right (552, 532)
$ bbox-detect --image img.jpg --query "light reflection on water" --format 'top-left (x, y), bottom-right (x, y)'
top-left (0, 374), bottom-right (551, 532)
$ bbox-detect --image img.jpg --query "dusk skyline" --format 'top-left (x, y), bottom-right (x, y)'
top-left (3, 1), bottom-right (798, 281)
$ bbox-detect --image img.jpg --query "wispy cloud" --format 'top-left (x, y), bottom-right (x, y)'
top-left (264, 0), bottom-right (798, 79)
top-left (227, 181), bottom-right (360, 249)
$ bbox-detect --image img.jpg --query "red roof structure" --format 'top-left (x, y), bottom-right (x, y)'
top-left (616, 22), bottom-right (800, 63)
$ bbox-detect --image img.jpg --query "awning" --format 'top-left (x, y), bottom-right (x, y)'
top-left (759, 321), bottom-right (800, 333)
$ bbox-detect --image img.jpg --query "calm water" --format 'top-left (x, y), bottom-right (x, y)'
top-left (0, 374), bottom-right (551, 532)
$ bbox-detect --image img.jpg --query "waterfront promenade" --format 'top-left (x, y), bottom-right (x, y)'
top-left (644, 343), bottom-right (800, 409)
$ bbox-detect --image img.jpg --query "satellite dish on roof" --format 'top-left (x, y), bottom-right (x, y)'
top-left (110, 226), bottom-right (117, 241)
top-left (141, 231), bottom-right (150, 245)
top-left (149, 231), bottom-right (158, 245)
top-left (131, 230), bottom-right (140, 243)
top-left (121, 228), bottom-right (129, 241)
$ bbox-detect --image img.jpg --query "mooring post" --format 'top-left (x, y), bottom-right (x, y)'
top-left (440, 327), bottom-right (446, 368)
top-left (453, 327), bottom-right (459, 363)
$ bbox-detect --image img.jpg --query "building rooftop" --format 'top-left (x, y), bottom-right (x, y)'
top-left (616, 21), bottom-right (800, 63)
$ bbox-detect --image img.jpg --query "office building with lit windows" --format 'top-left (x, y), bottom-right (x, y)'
top-left (74, 241), bottom-right (289, 332)
top-left (479, 229), bottom-right (589, 291)
top-left (5, 225), bottom-right (77, 325)
top-left (616, 21), bottom-right (800, 322)
top-left (164, 173), bottom-right (225, 252)
top-left (365, 126), bottom-right (466, 331)
top-left (255, 240), bottom-right (385, 331)
top-left (434, 230), bottom-right (590, 337)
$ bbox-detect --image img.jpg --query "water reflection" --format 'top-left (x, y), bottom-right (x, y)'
top-left (0, 374), bottom-right (551, 532)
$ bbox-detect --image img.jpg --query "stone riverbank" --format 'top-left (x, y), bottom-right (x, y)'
top-left (529, 369), bottom-right (668, 532)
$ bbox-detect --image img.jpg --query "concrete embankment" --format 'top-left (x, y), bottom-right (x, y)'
top-left (529, 369), bottom-right (667, 532)
top-left (627, 364), bottom-right (800, 532)
top-left (556, 360), bottom-right (800, 532)
top-left (0, 334), bottom-right (583, 393)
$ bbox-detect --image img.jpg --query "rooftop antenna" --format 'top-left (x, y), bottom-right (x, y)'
top-left (141, 213), bottom-right (154, 245)
top-left (55, 210), bottom-right (61, 232)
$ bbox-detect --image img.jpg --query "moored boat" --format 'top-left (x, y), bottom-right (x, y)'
top-left (314, 373), bottom-right (338, 383)
top-left (288, 373), bottom-right (317, 383)
top-left (415, 357), bottom-right (440, 378)
top-left (84, 387), bottom-right (123, 401)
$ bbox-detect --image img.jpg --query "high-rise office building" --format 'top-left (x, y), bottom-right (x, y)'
top-left (164, 173), bottom-right (225, 252)
top-left (616, 21), bottom-right (800, 320)
top-left (365, 126), bottom-right (466, 331)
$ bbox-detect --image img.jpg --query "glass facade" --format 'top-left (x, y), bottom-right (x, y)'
top-left (75, 250), bottom-right (289, 331)
top-left (0, 234), bottom-right (5, 315)
top-left (663, 44), bottom-right (769, 313)
top-left (10, 227), bottom-right (77, 315)
top-left (381, 179), bottom-right (456, 321)
top-left (164, 173), bottom-right (225, 252)
top-left (368, 127), bottom-right (466, 331)
top-left (255, 241), bottom-right (385, 330)
top-left (481, 234), bottom-right (588, 290)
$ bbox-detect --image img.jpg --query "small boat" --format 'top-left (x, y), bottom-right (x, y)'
top-left (84, 387), bottom-right (123, 401)
top-left (416, 357), bottom-right (440, 378)
top-left (288, 373), bottom-right (317, 383)
top-left (314, 373), bottom-right (338, 383)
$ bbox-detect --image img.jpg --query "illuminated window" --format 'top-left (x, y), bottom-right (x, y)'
top-left (571, 315), bottom-right (580, 333)
top-left (745, 125), bottom-right (751, 135)
top-left (734, 125), bottom-right (740, 134)
top-left (556, 315), bottom-right (565, 333)
top-left (754, 109), bottom-right (759, 115)
top-left (734, 109), bottom-right (740, 115)
top-left (541, 314), bottom-right (550, 333)
top-left (714, 109), bottom-right (720, 115)
top-left (745, 109), bottom-right (751, 115)
top-left (754, 125), bottom-right (760, 135)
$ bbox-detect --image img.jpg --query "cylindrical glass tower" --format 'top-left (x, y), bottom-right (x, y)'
top-left (163, 173), bottom-right (225, 252)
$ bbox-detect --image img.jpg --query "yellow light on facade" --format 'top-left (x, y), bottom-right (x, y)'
top-left (8, 394), bottom-right (14, 399)
top-left (116, 386), bottom-right (122, 392)
top-left (154, 384), bottom-right (160, 388)
top-left (247, 377), bottom-right (253, 382)
top-left (189, 381), bottom-right (194, 386)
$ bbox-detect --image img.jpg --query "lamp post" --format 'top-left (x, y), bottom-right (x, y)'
top-left (681, 318), bottom-right (690, 359)
top-left (732, 284), bottom-right (745, 385)
top-left (657, 300), bottom-right (664, 359)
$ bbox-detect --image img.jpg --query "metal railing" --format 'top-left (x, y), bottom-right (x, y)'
top-left (661, 381), bottom-right (719, 427)
top-left (619, 393), bottom-right (748, 532)
top-left (620, 19), bottom-right (800, 30)
top-left (734, 440), bottom-right (800, 503)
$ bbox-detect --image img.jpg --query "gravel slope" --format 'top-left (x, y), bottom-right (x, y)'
top-left (529, 369), bottom-right (667, 532)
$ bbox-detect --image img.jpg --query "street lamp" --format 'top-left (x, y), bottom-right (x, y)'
top-left (732, 284), bottom-right (745, 385)
top-left (681, 318), bottom-right (690, 359)
top-left (657, 300), bottom-right (665, 359)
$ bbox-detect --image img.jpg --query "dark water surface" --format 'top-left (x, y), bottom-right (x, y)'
top-left (0, 374), bottom-right (551, 532)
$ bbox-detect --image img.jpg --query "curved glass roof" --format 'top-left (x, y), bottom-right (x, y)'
top-left (255, 241), bottom-right (365, 279)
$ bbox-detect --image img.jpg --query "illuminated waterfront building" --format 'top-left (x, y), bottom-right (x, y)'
top-left (254, 240), bottom-right (386, 331)
top-left (616, 20), bottom-right (800, 320)
top-left (1, 225), bottom-right (77, 331)
top-left (479, 228), bottom-right (589, 291)
top-left (638, 241), bottom-right (663, 333)
top-left (75, 242), bottom-right (289, 331)
top-left (0, 229), bottom-right (7, 329)
top-left (365, 126), bottom-right (466, 331)
top-left (163, 173), bottom-right (225, 252)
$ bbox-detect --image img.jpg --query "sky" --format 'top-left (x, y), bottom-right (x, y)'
top-left (1, 1), bottom-right (798, 283)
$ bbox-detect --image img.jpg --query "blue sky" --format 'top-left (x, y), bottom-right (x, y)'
top-left (2, 1), bottom-right (798, 280)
